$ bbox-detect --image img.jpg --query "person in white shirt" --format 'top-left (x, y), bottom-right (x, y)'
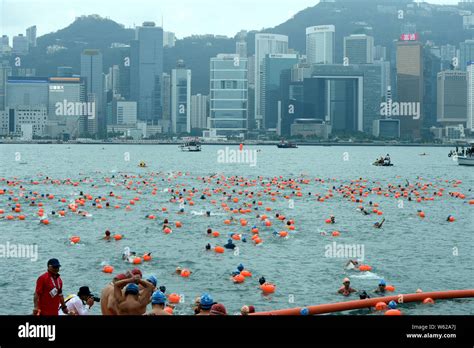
top-left (59, 286), bottom-right (98, 315)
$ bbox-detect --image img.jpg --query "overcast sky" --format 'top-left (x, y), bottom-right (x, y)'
top-left (0, 0), bottom-right (460, 40)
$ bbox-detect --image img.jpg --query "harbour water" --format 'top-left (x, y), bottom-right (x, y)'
top-left (0, 144), bottom-right (473, 315)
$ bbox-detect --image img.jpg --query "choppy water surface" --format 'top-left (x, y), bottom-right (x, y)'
top-left (0, 144), bottom-right (473, 315)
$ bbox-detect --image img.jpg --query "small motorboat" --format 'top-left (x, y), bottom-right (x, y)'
top-left (373, 162), bottom-right (394, 167)
top-left (179, 141), bottom-right (202, 152)
top-left (277, 141), bottom-right (298, 149)
top-left (449, 142), bottom-right (474, 166)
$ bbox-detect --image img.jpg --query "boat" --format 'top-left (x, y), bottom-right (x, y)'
top-left (277, 141), bottom-right (298, 149)
top-left (179, 140), bottom-right (202, 152)
top-left (372, 162), bottom-right (394, 167)
top-left (449, 142), bottom-right (474, 166)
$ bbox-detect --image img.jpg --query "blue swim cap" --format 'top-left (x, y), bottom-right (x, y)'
top-left (388, 300), bottom-right (397, 309)
top-left (231, 271), bottom-right (240, 276)
top-left (200, 293), bottom-right (214, 310)
top-left (300, 307), bottom-right (309, 316)
top-left (125, 283), bottom-right (139, 295)
top-left (147, 275), bottom-right (158, 287)
top-left (228, 239), bottom-right (232, 243)
top-left (379, 279), bottom-right (386, 286)
top-left (237, 264), bottom-right (244, 272)
top-left (151, 291), bottom-right (166, 305)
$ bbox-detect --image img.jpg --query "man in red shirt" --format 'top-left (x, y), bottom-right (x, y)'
top-left (33, 259), bottom-right (68, 316)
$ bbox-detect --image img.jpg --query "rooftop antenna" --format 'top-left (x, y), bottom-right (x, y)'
top-left (161, 15), bottom-right (164, 29)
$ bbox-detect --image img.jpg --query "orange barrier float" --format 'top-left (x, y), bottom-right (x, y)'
top-left (251, 289), bottom-right (474, 315)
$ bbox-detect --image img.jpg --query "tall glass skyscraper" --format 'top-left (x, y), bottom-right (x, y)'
top-left (460, 40), bottom-right (474, 71)
top-left (344, 34), bottom-right (374, 64)
top-left (306, 25), bottom-right (335, 65)
top-left (254, 34), bottom-right (288, 130)
top-left (210, 54), bottom-right (248, 136)
top-left (81, 49), bottom-right (104, 135)
top-left (130, 22), bottom-right (164, 124)
top-left (171, 60), bottom-right (192, 134)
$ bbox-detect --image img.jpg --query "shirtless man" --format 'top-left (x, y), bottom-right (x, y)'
top-left (337, 278), bottom-right (357, 297)
top-left (113, 275), bottom-right (154, 315)
top-left (144, 291), bottom-right (171, 316)
top-left (100, 273), bottom-right (129, 315)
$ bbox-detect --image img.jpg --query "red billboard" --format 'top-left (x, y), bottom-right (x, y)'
top-left (400, 33), bottom-right (419, 41)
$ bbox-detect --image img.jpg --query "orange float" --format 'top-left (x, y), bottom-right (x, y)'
top-left (102, 265), bottom-right (114, 274)
top-left (133, 257), bottom-right (142, 265)
top-left (233, 274), bottom-right (245, 283)
top-left (114, 234), bottom-right (123, 241)
top-left (261, 283), bottom-right (276, 294)
top-left (70, 236), bottom-right (81, 244)
top-left (181, 269), bottom-right (191, 278)
top-left (168, 293), bottom-right (181, 304)
top-left (385, 309), bottom-right (402, 316)
top-left (215, 246), bottom-right (225, 254)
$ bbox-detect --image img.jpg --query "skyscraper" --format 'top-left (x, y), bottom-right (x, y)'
top-left (12, 34), bottom-right (29, 55)
top-left (344, 34), bottom-right (374, 64)
top-left (396, 41), bottom-right (424, 139)
top-left (163, 31), bottom-right (176, 48)
top-left (130, 22), bottom-right (164, 124)
top-left (460, 40), bottom-right (474, 71)
top-left (210, 54), bottom-right (248, 136)
top-left (161, 73), bottom-right (171, 133)
top-left (437, 70), bottom-right (467, 126)
top-left (306, 25), bottom-right (335, 65)
top-left (467, 63), bottom-right (474, 131)
top-left (262, 53), bottom-right (299, 129)
top-left (26, 26), bottom-right (37, 48)
top-left (0, 63), bottom-right (11, 111)
top-left (255, 34), bottom-right (288, 129)
top-left (171, 60), bottom-right (191, 134)
top-left (81, 49), bottom-right (104, 135)
top-left (236, 40), bottom-right (247, 58)
top-left (191, 94), bottom-right (208, 129)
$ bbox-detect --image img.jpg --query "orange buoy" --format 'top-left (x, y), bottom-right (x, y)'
top-left (422, 298), bottom-right (434, 305)
top-left (265, 220), bottom-right (272, 227)
top-left (143, 254), bottom-right (152, 262)
top-left (261, 283), bottom-right (276, 294)
top-left (419, 211), bottom-right (425, 218)
top-left (233, 197), bottom-right (239, 203)
top-left (233, 274), bottom-right (245, 283)
top-left (325, 219), bottom-right (332, 224)
top-left (164, 227), bottom-right (172, 234)
top-left (232, 234), bottom-right (241, 241)
top-left (251, 228), bottom-right (259, 234)
top-left (377, 211), bottom-right (383, 216)
top-left (375, 302), bottom-right (387, 311)
top-left (102, 265), bottom-right (114, 274)
top-left (385, 285), bottom-right (396, 292)
top-left (359, 265), bottom-right (372, 272)
top-left (279, 231), bottom-right (288, 238)
top-left (70, 236), bottom-right (81, 244)
top-left (385, 309), bottom-right (402, 316)
top-left (18, 215), bottom-right (26, 220)
top-left (224, 219), bottom-right (231, 225)
top-left (114, 234), bottom-right (123, 241)
top-left (168, 293), bottom-right (181, 304)
top-left (181, 269), bottom-right (191, 278)
top-left (240, 219), bottom-right (248, 227)
top-left (215, 246), bottom-right (225, 254)
top-left (289, 225), bottom-right (295, 231)
top-left (175, 221), bottom-right (182, 228)
top-left (254, 237), bottom-right (262, 245)
top-left (133, 257), bottom-right (142, 265)
top-left (332, 231), bottom-right (340, 237)
top-left (41, 219), bottom-right (50, 225)
top-left (148, 215), bottom-right (156, 220)
top-left (241, 270), bottom-right (252, 277)
top-left (469, 200), bottom-right (474, 205)
top-left (448, 216), bottom-right (455, 222)
top-left (212, 231), bottom-right (220, 237)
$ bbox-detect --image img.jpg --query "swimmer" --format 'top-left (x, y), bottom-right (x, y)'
top-left (359, 291), bottom-right (370, 300)
top-left (373, 280), bottom-right (386, 294)
top-left (207, 228), bottom-right (212, 235)
top-left (196, 293), bottom-right (215, 316)
top-left (330, 216), bottom-right (336, 224)
top-left (359, 207), bottom-right (370, 216)
top-left (240, 305), bottom-right (256, 316)
top-left (103, 230), bottom-right (111, 241)
top-left (193, 297), bottom-right (201, 315)
top-left (100, 273), bottom-right (131, 315)
top-left (337, 278), bottom-right (357, 297)
top-left (113, 275), bottom-right (154, 315)
top-left (258, 276), bottom-right (266, 286)
top-left (224, 239), bottom-right (236, 250)
top-left (374, 218), bottom-right (385, 229)
top-left (345, 260), bottom-right (360, 271)
top-left (122, 247), bottom-right (137, 263)
top-left (145, 291), bottom-right (171, 316)
top-left (206, 211), bottom-right (211, 217)
top-left (205, 243), bottom-right (211, 251)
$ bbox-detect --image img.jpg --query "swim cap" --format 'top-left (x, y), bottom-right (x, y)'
top-left (114, 273), bottom-right (128, 281)
top-left (125, 283), bottom-right (139, 295)
top-left (379, 280), bottom-right (386, 286)
top-left (300, 307), bottom-right (309, 316)
top-left (231, 271), bottom-right (240, 277)
top-left (237, 264), bottom-right (244, 272)
top-left (209, 303), bottom-right (227, 315)
top-left (343, 278), bottom-right (350, 283)
top-left (200, 293), bottom-right (214, 310)
top-left (388, 300), bottom-right (397, 309)
top-left (147, 275), bottom-right (158, 287)
top-left (131, 268), bottom-right (142, 277)
top-left (151, 291), bottom-right (166, 305)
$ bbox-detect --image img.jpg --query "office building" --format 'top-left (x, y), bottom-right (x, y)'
top-left (171, 60), bottom-right (191, 134)
top-left (306, 25), bottom-right (335, 65)
top-left (26, 26), bottom-right (37, 48)
top-left (467, 62), bottom-right (474, 131)
top-left (161, 73), bottom-right (171, 133)
top-left (210, 54), bottom-right (248, 136)
top-left (81, 49), bottom-right (104, 135)
top-left (437, 70), bottom-right (467, 126)
top-left (262, 53), bottom-right (299, 129)
top-left (372, 119), bottom-right (400, 138)
top-left (344, 34), bottom-right (374, 64)
top-left (460, 40), bottom-right (474, 71)
top-left (163, 31), bottom-right (176, 48)
top-left (6, 76), bottom-right (49, 108)
top-left (0, 64), bottom-right (11, 110)
top-left (396, 40), bottom-right (424, 139)
top-left (255, 34), bottom-right (288, 129)
top-left (130, 22), bottom-right (164, 124)
top-left (236, 40), bottom-right (247, 58)
top-left (12, 34), bottom-right (29, 55)
top-left (191, 94), bottom-right (208, 129)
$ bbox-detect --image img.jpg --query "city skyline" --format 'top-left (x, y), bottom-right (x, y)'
top-left (0, 0), bottom-right (461, 41)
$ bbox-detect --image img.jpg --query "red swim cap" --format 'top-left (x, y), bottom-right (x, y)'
top-left (248, 305), bottom-right (255, 313)
top-left (131, 268), bottom-right (142, 277)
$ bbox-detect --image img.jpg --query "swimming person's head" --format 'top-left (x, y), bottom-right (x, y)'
top-left (125, 283), bottom-right (139, 296)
